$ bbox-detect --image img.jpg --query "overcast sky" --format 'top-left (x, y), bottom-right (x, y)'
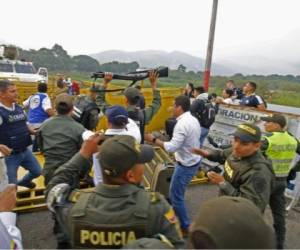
top-left (1, 0), bottom-right (300, 60)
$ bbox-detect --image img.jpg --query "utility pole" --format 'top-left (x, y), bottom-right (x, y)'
top-left (203, 0), bottom-right (218, 91)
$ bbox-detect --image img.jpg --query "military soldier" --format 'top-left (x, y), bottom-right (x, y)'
top-left (260, 114), bottom-right (300, 249)
top-left (46, 134), bottom-right (184, 249)
top-left (192, 122), bottom-right (275, 213)
top-left (38, 93), bottom-right (86, 185)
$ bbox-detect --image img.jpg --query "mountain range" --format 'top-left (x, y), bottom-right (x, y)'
top-left (90, 50), bottom-right (235, 75)
top-left (90, 49), bottom-right (300, 76)
top-left (2, 37), bottom-right (299, 75)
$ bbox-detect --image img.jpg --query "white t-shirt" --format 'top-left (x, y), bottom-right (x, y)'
top-left (92, 118), bottom-right (141, 185)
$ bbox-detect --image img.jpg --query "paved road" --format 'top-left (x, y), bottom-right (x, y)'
top-left (18, 183), bottom-right (300, 249)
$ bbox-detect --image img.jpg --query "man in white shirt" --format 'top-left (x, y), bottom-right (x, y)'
top-left (145, 95), bottom-right (201, 235)
top-left (93, 105), bottom-right (141, 185)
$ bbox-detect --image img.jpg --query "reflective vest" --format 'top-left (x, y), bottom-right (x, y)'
top-left (69, 189), bottom-right (149, 249)
top-left (264, 131), bottom-right (298, 177)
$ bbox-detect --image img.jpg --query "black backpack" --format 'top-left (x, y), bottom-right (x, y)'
top-left (128, 107), bottom-right (145, 143)
top-left (191, 99), bottom-right (217, 129)
top-left (73, 95), bottom-right (100, 130)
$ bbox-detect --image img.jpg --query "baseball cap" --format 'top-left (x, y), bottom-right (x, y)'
top-left (233, 122), bottom-right (261, 142)
top-left (55, 93), bottom-right (74, 107)
top-left (189, 196), bottom-right (275, 249)
top-left (105, 105), bottom-right (129, 126)
top-left (124, 87), bottom-right (140, 102)
top-left (99, 135), bottom-right (154, 177)
top-left (261, 114), bottom-right (286, 128)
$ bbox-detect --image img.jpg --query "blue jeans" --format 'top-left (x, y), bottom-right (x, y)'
top-left (5, 148), bottom-right (42, 185)
top-left (200, 126), bottom-right (209, 147)
top-left (169, 161), bottom-right (200, 230)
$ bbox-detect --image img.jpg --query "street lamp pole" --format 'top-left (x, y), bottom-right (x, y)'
top-left (203, 0), bottom-right (218, 91)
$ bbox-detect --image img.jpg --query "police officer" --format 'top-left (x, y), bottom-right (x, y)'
top-left (38, 93), bottom-right (87, 248)
top-left (46, 134), bottom-right (184, 249)
top-left (260, 114), bottom-right (300, 249)
top-left (96, 71), bottom-right (161, 143)
top-left (192, 122), bottom-right (275, 213)
top-left (38, 93), bottom-right (86, 185)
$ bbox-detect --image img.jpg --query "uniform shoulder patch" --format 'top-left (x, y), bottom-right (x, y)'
top-left (252, 173), bottom-right (267, 194)
top-left (164, 207), bottom-right (177, 224)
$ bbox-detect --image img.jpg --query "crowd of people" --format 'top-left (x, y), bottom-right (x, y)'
top-left (0, 75), bottom-right (299, 249)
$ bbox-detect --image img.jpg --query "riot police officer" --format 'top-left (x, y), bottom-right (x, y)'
top-left (46, 134), bottom-right (184, 249)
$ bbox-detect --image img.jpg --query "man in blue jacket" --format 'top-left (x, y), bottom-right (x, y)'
top-left (0, 80), bottom-right (41, 188)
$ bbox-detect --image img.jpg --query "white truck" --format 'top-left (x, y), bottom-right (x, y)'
top-left (0, 45), bottom-right (48, 83)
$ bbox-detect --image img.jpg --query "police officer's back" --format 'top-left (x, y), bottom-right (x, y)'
top-left (38, 93), bottom-right (86, 185)
top-left (46, 135), bottom-right (184, 249)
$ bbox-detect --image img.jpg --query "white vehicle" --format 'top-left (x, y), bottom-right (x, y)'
top-left (0, 45), bottom-right (48, 83)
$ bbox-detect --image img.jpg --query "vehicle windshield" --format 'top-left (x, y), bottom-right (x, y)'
top-left (0, 62), bottom-right (13, 72)
top-left (15, 64), bottom-right (36, 74)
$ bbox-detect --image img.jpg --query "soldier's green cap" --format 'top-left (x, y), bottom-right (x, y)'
top-left (189, 196), bottom-right (275, 249)
top-left (124, 87), bottom-right (140, 102)
top-left (233, 122), bottom-right (261, 142)
top-left (261, 114), bottom-right (287, 128)
top-left (99, 135), bottom-right (154, 177)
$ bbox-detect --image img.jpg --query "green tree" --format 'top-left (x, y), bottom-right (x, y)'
top-left (72, 55), bottom-right (100, 72)
top-left (177, 64), bottom-right (186, 72)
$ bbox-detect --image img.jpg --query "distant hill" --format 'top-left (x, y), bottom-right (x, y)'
top-left (90, 50), bottom-right (235, 75)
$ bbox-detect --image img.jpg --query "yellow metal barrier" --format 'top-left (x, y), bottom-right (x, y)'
top-left (15, 148), bottom-right (207, 212)
top-left (13, 75), bottom-right (181, 131)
